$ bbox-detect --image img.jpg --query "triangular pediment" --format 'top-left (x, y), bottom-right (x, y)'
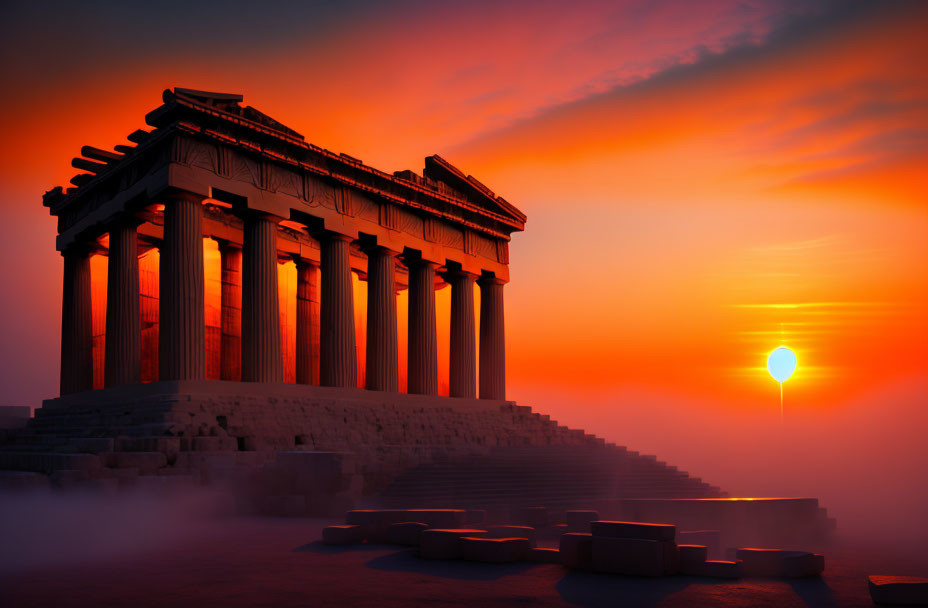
top-left (422, 155), bottom-right (526, 224)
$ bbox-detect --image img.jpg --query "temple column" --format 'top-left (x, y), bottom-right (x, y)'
top-left (320, 233), bottom-right (357, 387)
top-left (295, 257), bottom-right (319, 385)
top-left (241, 213), bottom-right (282, 382)
top-left (449, 270), bottom-right (477, 398)
top-left (60, 246), bottom-right (93, 394)
top-left (479, 276), bottom-right (506, 400)
top-left (159, 192), bottom-right (206, 381)
top-left (218, 241), bottom-right (242, 381)
top-left (408, 259), bottom-right (438, 395)
top-left (365, 247), bottom-right (398, 391)
top-left (104, 220), bottom-right (141, 387)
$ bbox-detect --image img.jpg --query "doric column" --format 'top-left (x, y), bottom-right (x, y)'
top-left (60, 246), bottom-right (93, 394)
top-left (449, 270), bottom-right (477, 398)
top-left (295, 257), bottom-right (319, 385)
top-left (104, 220), bottom-right (141, 387)
top-left (365, 247), bottom-right (398, 391)
top-left (320, 233), bottom-right (357, 387)
top-left (218, 241), bottom-right (242, 381)
top-left (159, 192), bottom-right (206, 381)
top-left (408, 259), bottom-right (438, 395)
top-left (479, 276), bottom-right (506, 400)
top-left (241, 213), bottom-right (282, 383)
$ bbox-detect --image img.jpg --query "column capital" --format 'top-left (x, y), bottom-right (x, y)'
top-left (162, 189), bottom-right (206, 205)
top-left (213, 236), bottom-right (242, 252)
top-left (321, 230), bottom-right (354, 244)
top-left (292, 254), bottom-right (319, 269)
top-left (478, 274), bottom-right (506, 287)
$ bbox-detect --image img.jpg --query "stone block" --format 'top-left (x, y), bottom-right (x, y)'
top-left (693, 560), bottom-right (744, 578)
top-left (591, 521), bottom-right (675, 542)
top-left (559, 533), bottom-right (593, 569)
top-left (679, 545), bottom-right (709, 574)
top-left (566, 510), bottom-right (599, 531)
top-left (678, 530), bottom-right (721, 559)
top-left (868, 575), bottom-right (928, 606)
top-left (460, 536), bottom-right (530, 563)
top-left (323, 525), bottom-right (365, 545)
top-left (345, 509), bottom-right (410, 526)
top-left (406, 509), bottom-right (467, 528)
top-left (102, 452), bottom-right (167, 474)
top-left (419, 529), bottom-right (487, 560)
top-left (736, 548), bottom-right (786, 577)
top-left (592, 536), bottom-right (666, 577)
top-left (780, 552), bottom-right (825, 578)
top-left (527, 547), bottom-right (562, 564)
top-left (387, 522), bottom-right (429, 546)
top-left (486, 525), bottom-right (536, 547)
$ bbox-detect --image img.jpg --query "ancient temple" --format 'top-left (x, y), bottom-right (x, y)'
top-left (46, 88), bottom-right (525, 400)
top-left (0, 88), bottom-right (731, 514)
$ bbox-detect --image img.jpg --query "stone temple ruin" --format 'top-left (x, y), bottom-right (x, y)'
top-left (0, 88), bottom-right (828, 534)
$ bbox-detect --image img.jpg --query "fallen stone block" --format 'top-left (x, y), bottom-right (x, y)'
top-left (346, 509), bottom-right (411, 541)
top-left (869, 575), bottom-right (928, 606)
top-left (323, 525), bottom-right (365, 545)
top-left (736, 548), bottom-right (786, 577)
top-left (406, 509), bottom-right (467, 529)
top-left (388, 522), bottom-right (429, 546)
top-left (678, 530), bottom-right (721, 558)
top-left (419, 529), bottom-right (487, 560)
top-left (566, 510), bottom-right (599, 531)
top-left (592, 536), bottom-right (666, 577)
top-left (460, 536), bottom-right (530, 563)
top-left (679, 544), bottom-right (709, 574)
top-left (780, 552), bottom-right (825, 578)
top-left (527, 547), bottom-right (561, 564)
top-left (591, 521), bottom-right (676, 542)
top-left (486, 525), bottom-right (536, 547)
top-left (694, 560), bottom-right (744, 578)
top-left (559, 533), bottom-right (593, 569)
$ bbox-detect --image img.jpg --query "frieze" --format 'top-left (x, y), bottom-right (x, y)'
top-left (423, 217), bottom-right (439, 243)
top-left (379, 203), bottom-right (398, 230)
top-left (334, 186), bottom-right (353, 216)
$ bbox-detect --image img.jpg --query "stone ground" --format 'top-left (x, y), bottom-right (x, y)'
top-left (2, 506), bottom-right (925, 608)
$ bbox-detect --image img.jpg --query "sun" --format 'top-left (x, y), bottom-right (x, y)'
top-left (767, 346), bottom-right (797, 383)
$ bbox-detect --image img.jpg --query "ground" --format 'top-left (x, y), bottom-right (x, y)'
top-left (2, 501), bottom-right (925, 608)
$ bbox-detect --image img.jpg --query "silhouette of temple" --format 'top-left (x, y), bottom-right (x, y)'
top-left (0, 89), bottom-right (726, 510)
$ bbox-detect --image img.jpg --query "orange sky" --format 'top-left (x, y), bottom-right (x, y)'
top-left (0, 0), bottom-right (926, 505)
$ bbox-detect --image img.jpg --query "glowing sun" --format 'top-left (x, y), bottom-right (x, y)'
top-left (767, 346), bottom-right (797, 383)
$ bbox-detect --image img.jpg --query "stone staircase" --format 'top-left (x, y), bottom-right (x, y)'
top-left (378, 444), bottom-right (727, 510)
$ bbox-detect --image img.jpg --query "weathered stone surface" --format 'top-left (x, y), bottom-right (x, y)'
top-left (869, 575), bottom-right (928, 606)
top-left (591, 521), bottom-right (676, 542)
top-left (693, 559), bottom-right (744, 578)
top-left (592, 536), bottom-right (666, 577)
top-left (486, 525), bottom-right (536, 547)
top-left (460, 536), bottom-right (530, 563)
top-left (387, 522), bottom-right (428, 546)
top-left (514, 506), bottom-right (549, 528)
top-left (323, 524), bottom-right (364, 545)
top-left (465, 509), bottom-right (487, 524)
top-left (527, 547), bottom-right (562, 564)
top-left (559, 533), bottom-right (593, 569)
top-left (781, 552), bottom-right (825, 578)
top-left (736, 548), bottom-right (787, 577)
top-left (406, 509), bottom-right (467, 529)
top-left (419, 529), bottom-right (487, 560)
top-left (678, 530), bottom-right (721, 559)
top-left (679, 544), bottom-right (709, 574)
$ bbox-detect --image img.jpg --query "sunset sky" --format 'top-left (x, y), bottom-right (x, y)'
top-left (1, 0), bottom-right (926, 518)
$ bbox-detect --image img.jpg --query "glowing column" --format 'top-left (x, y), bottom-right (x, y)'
top-left (320, 233), bottom-right (357, 388)
top-left (479, 276), bottom-right (505, 400)
top-left (408, 259), bottom-right (438, 395)
top-left (104, 219), bottom-right (141, 387)
top-left (295, 257), bottom-right (319, 385)
top-left (365, 247), bottom-right (399, 391)
top-left (159, 193), bottom-right (206, 381)
top-left (218, 241), bottom-right (242, 381)
top-left (449, 270), bottom-right (477, 398)
top-left (241, 213), bottom-right (282, 382)
top-left (60, 246), bottom-right (93, 394)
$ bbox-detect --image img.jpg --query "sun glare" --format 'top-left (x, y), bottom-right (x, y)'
top-left (767, 346), bottom-right (798, 383)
